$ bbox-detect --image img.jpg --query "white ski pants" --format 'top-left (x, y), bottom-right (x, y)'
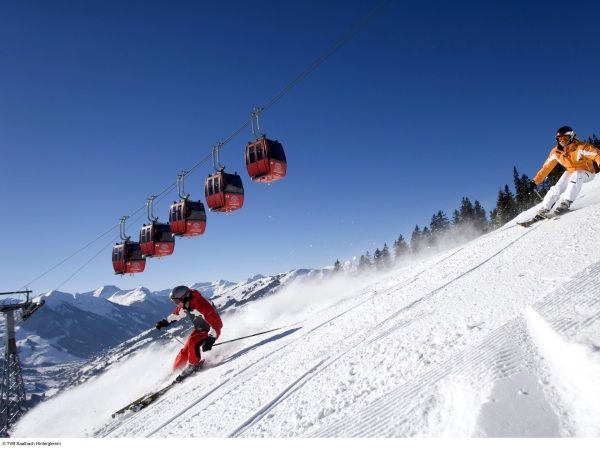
top-left (541, 170), bottom-right (595, 210)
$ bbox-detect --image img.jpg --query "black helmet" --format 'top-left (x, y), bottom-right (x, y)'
top-left (556, 126), bottom-right (575, 147)
top-left (170, 285), bottom-right (191, 303)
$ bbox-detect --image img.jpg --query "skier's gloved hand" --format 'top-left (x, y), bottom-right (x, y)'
top-left (202, 327), bottom-right (217, 351)
top-left (202, 336), bottom-right (216, 352)
top-left (155, 319), bottom-right (170, 329)
top-left (529, 181), bottom-right (537, 191)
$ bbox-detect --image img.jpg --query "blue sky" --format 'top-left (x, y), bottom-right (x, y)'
top-left (2, 0), bottom-right (599, 294)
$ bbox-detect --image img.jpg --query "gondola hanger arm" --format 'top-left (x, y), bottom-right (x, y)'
top-left (119, 216), bottom-right (131, 241)
top-left (250, 106), bottom-right (265, 138)
top-left (177, 171), bottom-right (190, 199)
top-left (147, 196), bottom-right (158, 222)
top-left (212, 142), bottom-right (225, 172)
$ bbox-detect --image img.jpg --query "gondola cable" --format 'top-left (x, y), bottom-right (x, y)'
top-left (24, 0), bottom-right (394, 291)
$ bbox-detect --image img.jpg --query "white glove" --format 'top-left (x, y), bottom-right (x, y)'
top-left (207, 327), bottom-right (217, 338)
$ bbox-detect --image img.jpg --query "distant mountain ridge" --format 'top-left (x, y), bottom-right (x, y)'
top-left (4, 268), bottom-right (329, 406)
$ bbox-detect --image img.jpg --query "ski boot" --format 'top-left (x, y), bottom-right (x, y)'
top-left (175, 360), bottom-right (204, 383)
top-left (554, 199), bottom-right (572, 215)
top-left (534, 207), bottom-right (551, 220)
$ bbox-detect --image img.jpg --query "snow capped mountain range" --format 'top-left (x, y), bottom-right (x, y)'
top-left (2, 268), bottom-right (330, 408)
top-left (14, 270), bottom-right (325, 362)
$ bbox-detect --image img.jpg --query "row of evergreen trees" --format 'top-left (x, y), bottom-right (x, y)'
top-left (332, 134), bottom-right (599, 272)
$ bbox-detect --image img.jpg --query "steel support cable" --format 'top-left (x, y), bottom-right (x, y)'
top-left (23, 173), bottom-right (183, 293)
top-left (27, 156), bottom-right (202, 293)
top-left (52, 234), bottom-right (119, 293)
top-left (21, 225), bottom-right (120, 290)
top-left (20, 202), bottom-right (145, 291)
top-left (25, 1), bottom-right (393, 292)
top-left (261, 0), bottom-right (394, 113)
top-left (176, 0), bottom-right (394, 178)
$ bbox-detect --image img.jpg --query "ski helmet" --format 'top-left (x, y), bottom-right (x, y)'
top-left (170, 285), bottom-right (191, 303)
top-left (556, 126), bottom-right (575, 147)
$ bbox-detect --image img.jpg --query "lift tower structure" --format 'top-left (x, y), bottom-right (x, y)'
top-left (0, 290), bottom-right (44, 437)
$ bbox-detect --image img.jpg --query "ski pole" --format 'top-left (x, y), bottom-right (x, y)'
top-left (161, 330), bottom-right (185, 345)
top-left (533, 189), bottom-right (544, 201)
top-left (214, 326), bottom-right (289, 347)
top-left (159, 325), bottom-right (290, 347)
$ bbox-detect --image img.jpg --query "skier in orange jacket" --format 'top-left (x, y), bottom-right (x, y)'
top-left (156, 285), bottom-right (223, 381)
top-left (532, 126), bottom-right (600, 217)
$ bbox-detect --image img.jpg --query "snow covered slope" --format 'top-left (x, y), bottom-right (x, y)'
top-left (13, 178), bottom-right (600, 437)
top-left (3, 270), bottom-right (327, 408)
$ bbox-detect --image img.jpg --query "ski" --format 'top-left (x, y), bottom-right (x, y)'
top-left (517, 209), bottom-right (572, 227)
top-left (111, 383), bottom-right (174, 418)
top-left (517, 215), bottom-right (547, 228)
top-left (112, 362), bottom-right (205, 418)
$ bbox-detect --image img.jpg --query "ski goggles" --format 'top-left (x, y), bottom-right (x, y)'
top-left (556, 132), bottom-right (574, 139)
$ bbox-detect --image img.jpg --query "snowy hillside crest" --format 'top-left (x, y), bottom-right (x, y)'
top-left (11, 178), bottom-right (600, 437)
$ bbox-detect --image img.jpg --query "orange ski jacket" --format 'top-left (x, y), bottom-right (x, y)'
top-left (533, 140), bottom-right (600, 185)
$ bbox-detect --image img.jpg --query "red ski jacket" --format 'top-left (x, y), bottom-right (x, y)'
top-left (166, 289), bottom-right (223, 337)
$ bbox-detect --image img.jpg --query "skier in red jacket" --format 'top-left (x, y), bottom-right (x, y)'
top-left (156, 285), bottom-right (223, 381)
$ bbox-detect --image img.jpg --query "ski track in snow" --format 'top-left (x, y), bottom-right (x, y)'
top-left (13, 179), bottom-right (600, 438)
top-left (94, 248), bottom-right (462, 437)
top-left (110, 222), bottom-right (546, 438)
top-left (98, 248), bottom-right (464, 437)
top-left (310, 257), bottom-right (600, 437)
top-left (226, 226), bottom-right (538, 437)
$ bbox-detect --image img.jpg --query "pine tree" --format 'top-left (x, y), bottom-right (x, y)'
top-left (513, 167), bottom-right (526, 211)
top-left (473, 200), bottom-right (488, 233)
top-left (494, 184), bottom-right (518, 225)
top-left (422, 226), bottom-right (432, 250)
top-left (489, 207), bottom-right (499, 228)
top-left (358, 254), bottom-right (370, 271)
top-left (454, 197), bottom-right (475, 227)
top-left (503, 184), bottom-right (518, 220)
top-left (393, 234), bottom-right (409, 260)
top-left (366, 251), bottom-right (374, 270)
top-left (513, 167), bottom-right (535, 212)
top-left (380, 243), bottom-right (392, 268)
top-left (521, 173), bottom-right (537, 210)
top-left (410, 225), bottom-right (422, 254)
top-left (430, 210), bottom-right (450, 235)
top-left (451, 209), bottom-right (461, 226)
top-left (333, 259), bottom-right (342, 272)
top-left (429, 212), bottom-right (446, 247)
top-left (493, 188), bottom-right (506, 227)
top-left (373, 248), bottom-right (382, 268)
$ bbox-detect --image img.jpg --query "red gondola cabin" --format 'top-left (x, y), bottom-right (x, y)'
top-left (205, 169), bottom-right (244, 212)
top-left (245, 135), bottom-right (287, 183)
top-left (112, 241), bottom-right (146, 275)
top-left (140, 221), bottom-right (175, 257)
top-left (169, 199), bottom-right (207, 237)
